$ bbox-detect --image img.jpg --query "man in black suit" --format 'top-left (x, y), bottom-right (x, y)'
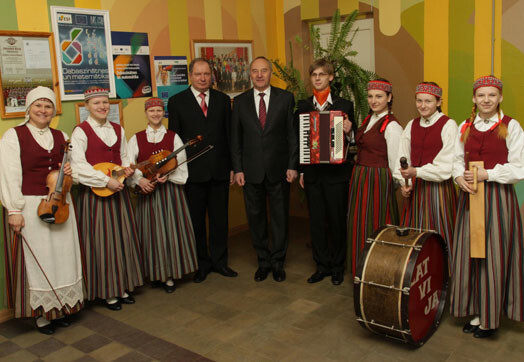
top-left (231, 56), bottom-right (298, 282)
top-left (296, 59), bottom-right (355, 285)
top-left (168, 58), bottom-right (237, 283)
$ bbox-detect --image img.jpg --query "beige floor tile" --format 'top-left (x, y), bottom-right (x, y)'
top-left (88, 341), bottom-right (131, 361)
top-left (52, 325), bottom-right (95, 345)
top-left (42, 346), bottom-right (85, 362)
top-left (0, 349), bottom-right (38, 362)
top-left (285, 298), bottom-right (321, 314)
top-left (11, 330), bottom-right (52, 348)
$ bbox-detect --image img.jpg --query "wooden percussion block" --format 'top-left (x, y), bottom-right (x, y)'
top-left (469, 161), bottom-right (485, 259)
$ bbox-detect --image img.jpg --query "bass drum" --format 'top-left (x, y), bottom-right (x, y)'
top-left (353, 226), bottom-right (448, 347)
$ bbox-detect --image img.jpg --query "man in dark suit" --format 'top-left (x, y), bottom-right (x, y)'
top-left (168, 58), bottom-right (237, 283)
top-left (231, 56), bottom-right (298, 282)
top-left (296, 59), bottom-right (355, 286)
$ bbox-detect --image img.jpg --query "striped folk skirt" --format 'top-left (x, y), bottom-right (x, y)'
top-left (401, 178), bottom-right (457, 264)
top-left (450, 183), bottom-right (524, 329)
top-left (136, 182), bottom-right (198, 282)
top-left (76, 186), bottom-right (144, 300)
top-left (347, 165), bottom-right (399, 276)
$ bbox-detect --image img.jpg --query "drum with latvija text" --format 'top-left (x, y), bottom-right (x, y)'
top-left (353, 225), bottom-right (448, 347)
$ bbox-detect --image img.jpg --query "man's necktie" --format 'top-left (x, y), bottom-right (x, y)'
top-left (259, 93), bottom-right (266, 129)
top-left (199, 92), bottom-right (207, 117)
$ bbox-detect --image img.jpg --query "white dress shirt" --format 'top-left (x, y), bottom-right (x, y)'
top-left (394, 111), bottom-right (458, 183)
top-left (254, 87), bottom-right (271, 117)
top-left (0, 122), bottom-right (69, 214)
top-left (70, 116), bottom-right (131, 188)
top-left (363, 110), bottom-right (403, 174)
top-left (453, 111), bottom-right (524, 184)
top-left (127, 125), bottom-right (188, 186)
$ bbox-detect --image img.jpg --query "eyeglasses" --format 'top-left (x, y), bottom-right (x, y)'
top-left (311, 72), bottom-right (329, 78)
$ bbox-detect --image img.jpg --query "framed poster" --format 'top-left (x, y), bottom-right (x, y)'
top-left (0, 31), bottom-right (61, 119)
top-left (191, 40), bottom-right (253, 97)
top-left (154, 56), bottom-right (188, 116)
top-left (111, 31), bottom-right (152, 99)
top-left (51, 6), bottom-right (116, 100)
top-left (75, 99), bottom-right (122, 125)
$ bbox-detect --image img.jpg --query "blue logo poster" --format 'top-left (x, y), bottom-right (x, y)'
top-left (111, 31), bottom-right (152, 99)
top-left (154, 56), bottom-right (188, 117)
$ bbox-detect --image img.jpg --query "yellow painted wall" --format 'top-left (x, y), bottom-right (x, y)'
top-left (0, 0), bottom-right (291, 311)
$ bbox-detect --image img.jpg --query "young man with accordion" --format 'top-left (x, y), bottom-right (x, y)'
top-left (295, 59), bottom-right (355, 285)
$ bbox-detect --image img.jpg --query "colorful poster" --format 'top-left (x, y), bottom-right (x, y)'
top-left (154, 56), bottom-right (188, 116)
top-left (51, 7), bottom-right (115, 100)
top-left (0, 35), bottom-right (55, 116)
top-left (111, 31), bottom-right (152, 99)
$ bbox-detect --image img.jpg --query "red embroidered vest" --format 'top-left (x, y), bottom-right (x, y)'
top-left (410, 115), bottom-right (449, 167)
top-left (356, 114), bottom-right (398, 168)
top-left (136, 130), bottom-right (176, 162)
top-left (464, 115), bottom-right (511, 169)
top-left (15, 125), bottom-right (65, 195)
top-left (78, 121), bottom-right (122, 165)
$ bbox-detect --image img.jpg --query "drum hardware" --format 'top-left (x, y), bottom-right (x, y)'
top-left (353, 277), bottom-right (410, 295)
top-left (396, 227), bottom-right (409, 236)
top-left (356, 318), bottom-right (411, 335)
top-left (365, 238), bottom-right (422, 251)
top-left (384, 224), bottom-right (437, 234)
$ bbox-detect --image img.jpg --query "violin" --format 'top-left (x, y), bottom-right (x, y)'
top-left (138, 135), bottom-right (203, 180)
top-left (135, 135), bottom-right (214, 194)
top-left (38, 141), bottom-right (72, 224)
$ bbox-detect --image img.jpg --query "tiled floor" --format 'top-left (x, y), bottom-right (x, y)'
top-left (1, 217), bottom-right (524, 361)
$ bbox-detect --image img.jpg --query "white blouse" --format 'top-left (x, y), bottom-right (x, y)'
top-left (394, 111), bottom-right (458, 184)
top-left (0, 122), bottom-right (69, 215)
top-left (453, 111), bottom-right (524, 184)
top-left (363, 110), bottom-right (403, 174)
top-left (127, 125), bottom-right (188, 186)
top-left (70, 116), bottom-right (131, 188)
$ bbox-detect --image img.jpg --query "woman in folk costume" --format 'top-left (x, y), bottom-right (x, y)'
top-left (127, 98), bottom-right (198, 293)
top-left (450, 75), bottom-right (524, 338)
top-left (347, 79), bottom-right (403, 276)
top-left (71, 87), bottom-right (143, 311)
top-left (395, 82), bottom-right (458, 263)
top-left (0, 86), bottom-right (83, 334)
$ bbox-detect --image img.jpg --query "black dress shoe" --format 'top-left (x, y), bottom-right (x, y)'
top-left (254, 267), bottom-right (270, 282)
top-left (331, 271), bottom-right (344, 286)
top-left (151, 280), bottom-right (164, 288)
top-left (120, 295), bottom-right (135, 304)
top-left (307, 271), bottom-right (331, 283)
top-left (53, 316), bottom-right (71, 328)
top-left (474, 328), bottom-right (496, 338)
top-left (165, 284), bottom-right (176, 293)
top-left (214, 266), bottom-right (238, 277)
top-left (106, 300), bottom-right (122, 311)
top-left (193, 269), bottom-right (209, 283)
top-left (37, 323), bottom-right (55, 335)
top-left (272, 268), bottom-right (286, 282)
top-left (463, 321), bottom-right (480, 334)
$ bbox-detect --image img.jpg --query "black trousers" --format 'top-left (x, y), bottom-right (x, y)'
top-left (243, 178), bottom-right (290, 269)
top-left (184, 180), bottom-right (229, 272)
top-left (304, 180), bottom-right (349, 273)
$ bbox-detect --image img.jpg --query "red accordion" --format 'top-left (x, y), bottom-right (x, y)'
top-left (299, 110), bottom-right (347, 165)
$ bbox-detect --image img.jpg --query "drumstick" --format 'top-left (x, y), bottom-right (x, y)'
top-left (400, 157), bottom-right (409, 187)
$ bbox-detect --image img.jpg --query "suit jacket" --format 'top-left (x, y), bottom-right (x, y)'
top-left (231, 86), bottom-right (298, 184)
top-left (295, 95), bottom-right (356, 183)
top-left (168, 87), bottom-right (231, 183)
